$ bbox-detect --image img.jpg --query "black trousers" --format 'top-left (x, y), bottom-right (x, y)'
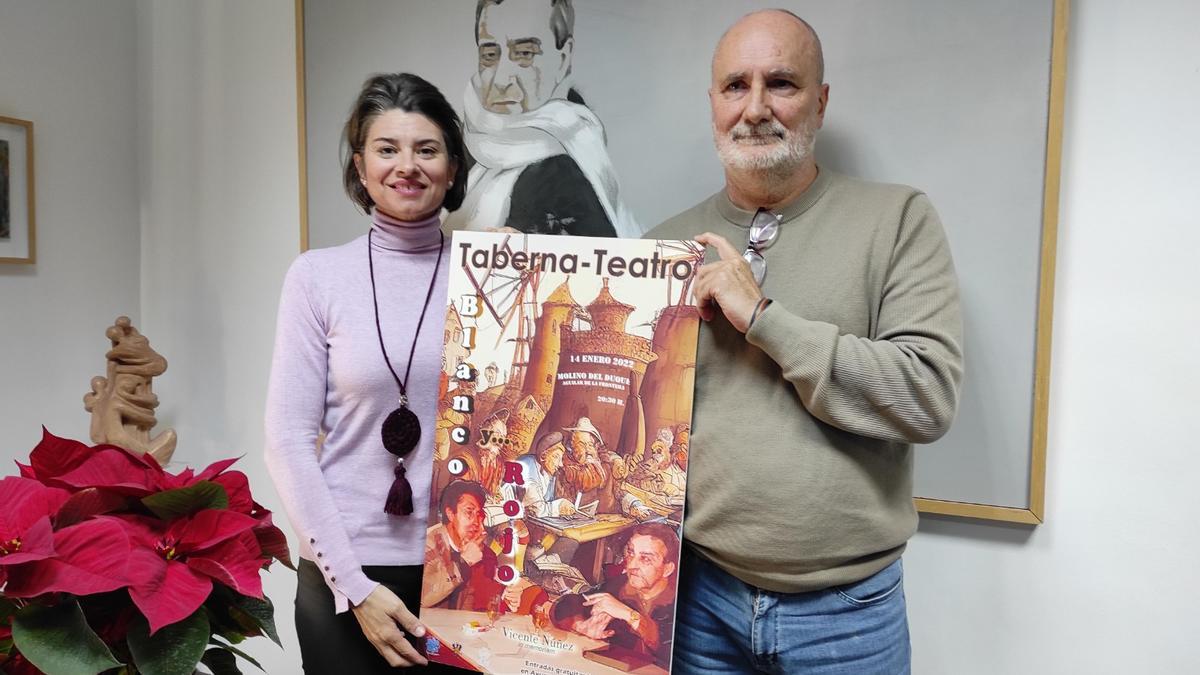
top-left (295, 559), bottom-right (466, 674)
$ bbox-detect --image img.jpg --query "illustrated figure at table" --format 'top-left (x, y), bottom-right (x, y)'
top-left (554, 522), bottom-right (680, 668)
top-left (555, 416), bottom-right (608, 506)
top-left (503, 431), bottom-right (579, 519)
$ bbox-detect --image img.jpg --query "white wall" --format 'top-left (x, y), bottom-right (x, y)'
top-left (135, 0), bottom-right (303, 671)
top-left (905, 1), bottom-right (1200, 673)
top-left (3, 0), bottom-right (1198, 673)
top-left (0, 1), bottom-right (141, 446)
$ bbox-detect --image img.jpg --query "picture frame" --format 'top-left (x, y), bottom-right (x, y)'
top-left (0, 115), bottom-right (36, 265)
top-left (294, 0), bottom-right (1069, 524)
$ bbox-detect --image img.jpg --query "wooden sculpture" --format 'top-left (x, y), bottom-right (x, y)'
top-left (83, 316), bottom-right (177, 465)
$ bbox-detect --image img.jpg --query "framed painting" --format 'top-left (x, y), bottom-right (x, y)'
top-left (0, 115), bottom-right (36, 265)
top-left (295, 0), bottom-right (1068, 523)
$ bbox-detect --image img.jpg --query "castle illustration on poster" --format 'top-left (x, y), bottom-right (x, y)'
top-left (421, 232), bottom-right (701, 674)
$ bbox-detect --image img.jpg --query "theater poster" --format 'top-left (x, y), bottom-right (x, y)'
top-left (420, 231), bottom-right (701, 674)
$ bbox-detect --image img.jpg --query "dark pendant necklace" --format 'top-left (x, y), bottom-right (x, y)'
top-left (368, 227), bottom-right (444, 515)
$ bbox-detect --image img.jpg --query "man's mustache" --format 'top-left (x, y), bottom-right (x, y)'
top-left (730, 120), bottom-right (787, 141)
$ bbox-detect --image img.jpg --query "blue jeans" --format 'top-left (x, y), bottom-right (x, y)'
top-left (672, 548), bottom-right (911, 674)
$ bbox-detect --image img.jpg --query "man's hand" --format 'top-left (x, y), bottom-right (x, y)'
top-left (502, 577), bottom-right (536, 612)
top-left (693, 232), bottom-right (764, 333)
top-left (460, 538), bottom-right (485, 566)
top-left (351, 584), bottom-right (428, 668)
top-left (583, 592), bottom-right (636, 625)
top-left (631, 504), bottom-right (655, 521)
top-left (573, 610), bottom-right (616, 640)
top-left (602, 452), bottom-right (628, 479)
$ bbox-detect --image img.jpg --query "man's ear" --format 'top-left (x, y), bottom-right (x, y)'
top-left (663, 561), bottom-right (676, 579)
top-left (816, 83), bottom-right (830, 128)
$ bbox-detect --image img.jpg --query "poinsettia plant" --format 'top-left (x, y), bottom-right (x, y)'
top-left (0, 429), bottom-right (292, 675)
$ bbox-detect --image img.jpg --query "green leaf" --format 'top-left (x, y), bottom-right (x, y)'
top-left (209, 637), bottom-right (264, 671)
top-left (141, 481), bottom-right (229, 520)
top-left (229, 595), bottom-right (280, 647)
top-left (200, 648), bottom-right (241, 675)
top-left (11, 600), bottom-right (124, 675)
top-left (127, 609), bottom-right (210, 675)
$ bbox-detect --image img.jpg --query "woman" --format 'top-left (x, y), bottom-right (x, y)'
top-left (265, 73), bottom-right (466, 672)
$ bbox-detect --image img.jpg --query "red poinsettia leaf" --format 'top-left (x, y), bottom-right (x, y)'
top-left (173, 509), bottom-right (258, 553)
top-left (53, 488), bottom-right (130, 528)
top-left (127, 549), bottom-right (213, 635)
top-left (0, 477), bottom-right (70, 536)
top-left (104, 514), bottom-right (165, 549)
top-left (186, 534), bottom-right (264, 599)
top-left (124, 544), bottom-right (168, 588)
top-left (27, 428), bottom-right (92, 483)
top-left (92, 443), bottom-right (165, 471)
top-left (195, 457), bottom-right (240, 483)
top-left (15, 463), bottom-right (36, 479)
top-left (212, 471), bottom-right (254, 515)
top-left (2, 519), bottom-right (130, 597)
top-left (53, 448), bottom-right (165, 496)
top-left (253, 522), bottom-right (294, 570)
top-left (0, 516), bottom-right (55, 566)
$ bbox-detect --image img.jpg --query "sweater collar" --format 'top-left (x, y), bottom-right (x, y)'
top-left (370, 209), bottom-right (443, 252)
top-left (715, 166), bottom-right (833, 228)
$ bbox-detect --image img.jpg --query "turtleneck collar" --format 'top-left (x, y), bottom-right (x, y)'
top-left (370, 209), bottom-right (444, 253)
top-left (716, 166), bottom-right (833, 228)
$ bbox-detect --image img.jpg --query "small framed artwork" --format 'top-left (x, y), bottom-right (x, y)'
top-left (0, 115), bottom-right (36, 265)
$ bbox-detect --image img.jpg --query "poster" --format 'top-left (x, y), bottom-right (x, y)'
top-left (420, 231), bottom-right (702, 674)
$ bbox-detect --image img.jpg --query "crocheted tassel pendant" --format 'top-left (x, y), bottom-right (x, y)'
top-left (384, 460), bottom-right (414, 516)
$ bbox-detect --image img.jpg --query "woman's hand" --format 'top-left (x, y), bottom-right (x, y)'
top-left (351, 584), bottom-right (429, 667)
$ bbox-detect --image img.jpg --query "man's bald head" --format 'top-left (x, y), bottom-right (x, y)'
top-left (712, 9), bottom-right (824, 87)
top-left (708, 9), bottom-right (830, 202)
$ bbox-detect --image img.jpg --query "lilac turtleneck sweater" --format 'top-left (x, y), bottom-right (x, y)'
top-left (265, 210), bottom-right (449, 613)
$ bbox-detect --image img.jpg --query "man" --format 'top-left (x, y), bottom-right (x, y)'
top-left (628, 438), bottom-right (686, 499)
top-left (495, 430), bottom-right (578, 520)
top-left (617, 438), bottom-right (681, 523)
top-left (555, 416), bottom-right (608, 508)
top-left (421, 480), bottom-right (502, 612)
top-left (444, 0), bottom-right (640, 237)
top-left (564, 523), bottom-right (680, 669)
top-left (646, 10), bottom-right (963, 673)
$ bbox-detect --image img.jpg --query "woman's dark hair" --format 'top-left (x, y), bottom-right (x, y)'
top-left (342, 73), bottom-right (468, 214)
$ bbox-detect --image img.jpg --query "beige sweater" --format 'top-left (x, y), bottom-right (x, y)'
top-left (647, 169), bottom-right (964, 592)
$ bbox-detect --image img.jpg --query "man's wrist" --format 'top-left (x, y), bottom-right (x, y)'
top-left (627, 609), bottom-right (641, 630)
top-left (748, 297), bottom-right (772, 330)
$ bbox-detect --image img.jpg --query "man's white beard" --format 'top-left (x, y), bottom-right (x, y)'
top-left (714, 118), bottom-right (815, 174)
